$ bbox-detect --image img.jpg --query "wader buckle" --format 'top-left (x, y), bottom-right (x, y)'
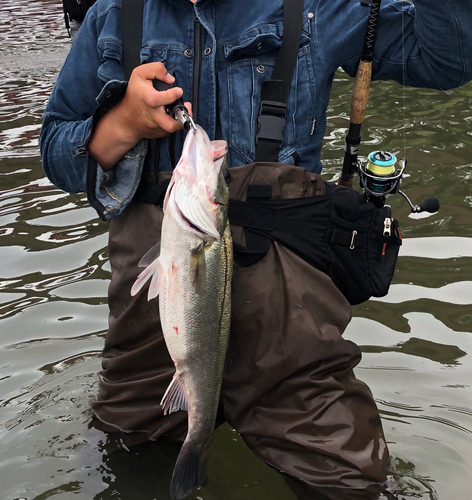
top-left (256, 100), bottom-right (286, 148)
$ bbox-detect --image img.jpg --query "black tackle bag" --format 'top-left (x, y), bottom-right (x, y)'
top-left (229, 182), bottom-right (402, 306)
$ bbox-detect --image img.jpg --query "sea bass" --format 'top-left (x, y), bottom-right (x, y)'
top-left (131, 125), bottom-right (232, 500)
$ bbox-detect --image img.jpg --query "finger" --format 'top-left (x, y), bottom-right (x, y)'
top-left (147, 106), bottom-right (185, 136)
top-left (145, 84), bottom-right (184, 109)
top-left (154, 117), bottom-right (185, 137)
top-left (133, 61), bottom-right (175, 84)
top-left (184, 102), bottom-right (193, 118)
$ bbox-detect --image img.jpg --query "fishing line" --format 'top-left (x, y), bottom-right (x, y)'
top-left (401, 4), bottom-right (406, 159)
top-left (340, 0), bottom-right (439, 214)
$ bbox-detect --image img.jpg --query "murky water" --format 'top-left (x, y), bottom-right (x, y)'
top-left (1, 1), bottom-right (471, 499)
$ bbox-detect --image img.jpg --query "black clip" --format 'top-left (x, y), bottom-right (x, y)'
top-left (256, 100), bottom-right (286, 147)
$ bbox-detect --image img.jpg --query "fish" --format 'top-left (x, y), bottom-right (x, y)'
top-left (131, 125), bottom-right (233, 500)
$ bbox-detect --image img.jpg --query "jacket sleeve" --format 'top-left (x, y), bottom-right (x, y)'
top-left (39, 7), bottom-right (105, 193)
top-left (39, 4), bottom-right (148, 221)
top-left (341, 0), bottom-right (472, 90)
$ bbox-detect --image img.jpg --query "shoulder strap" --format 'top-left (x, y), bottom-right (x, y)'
top-left (120, 0), bottom-right (303, 158)
top-left (121, 0), bottom-right (143, 80)
top-left (255, 0), bottom-right (304, 162)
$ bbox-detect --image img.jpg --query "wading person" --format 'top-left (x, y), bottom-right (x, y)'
top-left (40, 0), bottom-right (472, 499)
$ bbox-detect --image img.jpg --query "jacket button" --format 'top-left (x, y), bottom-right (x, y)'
top-left (184, 48), bottom-right (193, 57)
top-left (204, 47), bottom-right (211, 56)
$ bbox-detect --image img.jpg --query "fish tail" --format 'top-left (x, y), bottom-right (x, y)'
top-left (169, 439), bottom-right (211, 500)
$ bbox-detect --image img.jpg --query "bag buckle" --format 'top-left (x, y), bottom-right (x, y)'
top-left (256, 100), bottom-right (286, 147)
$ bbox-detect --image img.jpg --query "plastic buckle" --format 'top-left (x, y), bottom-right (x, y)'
top-left (255, 100), bottom-right (286, 147)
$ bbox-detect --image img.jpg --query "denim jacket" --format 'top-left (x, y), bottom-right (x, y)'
top-left (39, 0), bottom-right (472, 221)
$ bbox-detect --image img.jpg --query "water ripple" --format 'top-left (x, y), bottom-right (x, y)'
top-left (0, 3), bottom-right (471, 500)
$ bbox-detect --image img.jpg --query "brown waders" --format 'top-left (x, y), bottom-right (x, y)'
top-left (91, 163), bottom-right (391, 499)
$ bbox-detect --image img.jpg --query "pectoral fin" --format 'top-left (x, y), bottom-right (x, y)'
top-left (130, 257), bottom-right (165, 301)
top-left (189, 242), bottom-right (206, 294)
top-left (137, 241), bottom-right (161, 267)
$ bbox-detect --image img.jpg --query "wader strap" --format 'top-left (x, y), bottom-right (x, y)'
top-left (121, 0), bottom-right (143, 81)
top-left (234, 0), bottom-right (304, 264)
top-left (229, 185), bottom-right (274, 266)
top-left (255, 0), bottom-right (304, 162)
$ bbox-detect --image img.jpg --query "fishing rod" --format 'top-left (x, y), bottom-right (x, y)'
top-left (339, 0), bottom-right (439, 214)
top-left (339, 0), bottom-right (381, 187)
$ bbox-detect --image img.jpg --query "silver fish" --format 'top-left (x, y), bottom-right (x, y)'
top-left (131, 125), bottom-right (232, 499)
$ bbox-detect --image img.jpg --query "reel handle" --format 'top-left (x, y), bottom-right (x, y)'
top-left (416, 196), bottom-right (440, 213)
top-left (398, 191), bottom-right (440, 214)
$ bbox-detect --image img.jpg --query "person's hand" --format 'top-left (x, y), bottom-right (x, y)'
top-left (114, 62), bottom-right (192, 143)
top-left (88, 62), bottom-right (192, 170)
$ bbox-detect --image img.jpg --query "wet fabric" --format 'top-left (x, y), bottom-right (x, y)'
top-left (92, 163), bottom-right (390, 496)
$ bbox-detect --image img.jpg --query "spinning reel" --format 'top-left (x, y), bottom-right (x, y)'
top-left (341, 0), bottom-right (440, 215)
top-left (356, 151), bottom-right (440, 213)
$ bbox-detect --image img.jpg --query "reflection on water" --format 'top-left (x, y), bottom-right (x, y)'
top-left (0, 1), bottom-right (471, 499)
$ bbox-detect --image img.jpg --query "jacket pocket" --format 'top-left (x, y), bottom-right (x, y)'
top-left (97, 40), bottom-right (124, 82)
top-left (221, 19), bottom-right (314, 164)
top-left (97, 40), bottom-right (169, 82)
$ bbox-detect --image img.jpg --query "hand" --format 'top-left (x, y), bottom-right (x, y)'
top-left (116, 62), bottom-right (192, 142)
top-left (88, 62), bottom-right (192, 170)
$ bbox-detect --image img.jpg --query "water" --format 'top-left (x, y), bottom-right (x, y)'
top-left (0, 1), bottom-right (471, 499)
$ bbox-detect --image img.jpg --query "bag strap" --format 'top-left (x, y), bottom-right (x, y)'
top-left (121, 0), bottom-right (143, 80)
top-left (255, 0), bottom-right (304, 162)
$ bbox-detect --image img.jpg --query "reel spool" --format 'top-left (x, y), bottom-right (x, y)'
top-left (357, 150), bottom-right (439, 213)
top-left (358, 151), bottom-right (404, 203)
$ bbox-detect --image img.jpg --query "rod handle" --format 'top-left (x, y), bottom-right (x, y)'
top-left (350, 60), bottom-right (372, 125)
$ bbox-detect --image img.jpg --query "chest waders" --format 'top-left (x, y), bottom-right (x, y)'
top-left (91, 0), bottom-right (392, 496)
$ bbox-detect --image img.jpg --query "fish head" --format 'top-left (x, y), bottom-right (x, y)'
top-left (165, 125), bottom-right (229, 239)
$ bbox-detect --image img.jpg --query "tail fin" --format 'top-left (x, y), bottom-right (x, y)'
top-left (169, 439), bottom-right (211, 500)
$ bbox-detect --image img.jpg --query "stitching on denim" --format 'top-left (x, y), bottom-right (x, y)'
top-left (312, 0), bottom-right (327, 71)
top-left (119, 144), bottom-right (148, 205)
top-left (104, 187), bottom-right (123, 203)
top-left (98, 141), bottom-right (148, 219)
